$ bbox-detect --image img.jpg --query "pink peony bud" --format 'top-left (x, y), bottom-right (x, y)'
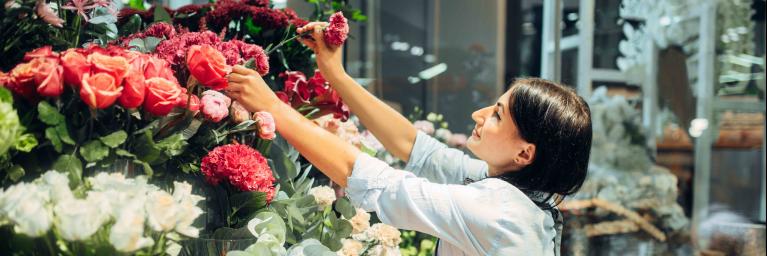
top-left (200, 90), bottom-right (231, 122)
top-left (253, 111), bottom-right (276, 140)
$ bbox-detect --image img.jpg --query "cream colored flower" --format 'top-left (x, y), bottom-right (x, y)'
top-left (145, 190), bottom-right (179, 232)
top-left (336, 239), bottom-right (364, 256)
top-left (110, 200), bottom-right (154, 252)
top-left (172, 182), bottom-right (204, 237)
top-left (434, 128), bottom-right (452, 142)
top-left (0, 183), bottom-right (53, 237)
top-left (349, 208), bottom-right (370, 234)
top-left (308, 186), bottom-right (336, 208)
top-left (367, 223), bottom-right (401, 247)
top-left (367, 244), bottom-right (401, 256)
top-left (54, 194), bottom-right (109, 241)
top-left (39, 171), bottom-right (74, 203)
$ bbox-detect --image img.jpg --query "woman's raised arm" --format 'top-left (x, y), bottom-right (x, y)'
top-left (298, 22), bottom-right (418, 162)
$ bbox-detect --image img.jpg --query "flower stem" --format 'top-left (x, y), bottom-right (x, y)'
top-left (44, 232), bottom-right (56, 255)
top-left (265, 31), bottom-right (312, 55)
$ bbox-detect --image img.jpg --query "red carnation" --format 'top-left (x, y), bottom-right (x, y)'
top-left (201, 144), bottom-right (276, 202)
top-left (233, 40), bottom-right (269, 75)
top-left (143, 22), bottom-right (177, 39)
top-left (248, 7), bottom-right (289, 29)
top-left (324, 12), bottom-right (349, 47)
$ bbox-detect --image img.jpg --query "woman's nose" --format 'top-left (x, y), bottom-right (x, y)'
top-left (472, 106), bottom-right (492, 125)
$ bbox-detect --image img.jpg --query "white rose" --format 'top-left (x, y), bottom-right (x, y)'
top-left (367, 244), bottom-right (401, 256)
top-left (349, 208), bottom-right (370, 234)
top-left (413, 120), bottom-right (435, 135)
top-left (336, 239), bottom-right (364, 256)
top-left (308, 186), bottom-right (336, 208)
top-left (145, 190), bottom-right (179, 232)
top-left (110, 200), bottom-right (154, 252)
top-left (54, 193), bottom-right (109, 241)
top-left (366, 223), bottom-right (401, 247)
top-left (434, 128), bottom-right (452, 142)
top-left (39, 171), bottom-right (74, 203)
top-left (0, 183), bottom-right (53, 237)
top-left (172, 182), bottom-right (204, 237)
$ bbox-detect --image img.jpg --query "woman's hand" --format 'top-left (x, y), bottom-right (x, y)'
top-left (297, 22), bottom-right (345, 79)
top-left (226, 65), bottom-right (281, 113)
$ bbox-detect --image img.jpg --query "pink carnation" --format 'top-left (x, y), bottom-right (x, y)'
top-left (324, 12), bottom-right (349, 47)
top-left (154, 30), bottom-right (222, 67)
top-left (254, 111), bottom-right (276, 140)
top-left (200, 144), bottom-right (276, 202)
top-left (216, 41), bottom-right (244, 66)
top-left (200, 90), bottom-right (231, 122)
top-left (233, 40), bottom-right (269, 75)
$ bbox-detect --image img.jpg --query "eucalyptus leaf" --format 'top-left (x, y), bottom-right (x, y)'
top-left (89, 14), bottom-right (117, 25)
top-left (156, 133), bottom-right (187, 157)
top-left (334, 197), bottom-right (355, 219)
top-left (246, 212), bottom-right (286, 243)
top-left (119, 14), bottom-right (143, 36)
top-left (154, 7), bottom-right (172, 24)
top-left (134, 130), bottom-right (160, 163)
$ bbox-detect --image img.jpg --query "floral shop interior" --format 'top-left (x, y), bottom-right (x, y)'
top-left (1, 0), bottom-right (765, 255)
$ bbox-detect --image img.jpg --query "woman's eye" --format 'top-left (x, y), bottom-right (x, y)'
top-left (492, 111), bottom-right (501, 120)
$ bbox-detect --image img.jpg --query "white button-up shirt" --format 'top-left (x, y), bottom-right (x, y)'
top-left (346, 132), bottom-right (560, 255)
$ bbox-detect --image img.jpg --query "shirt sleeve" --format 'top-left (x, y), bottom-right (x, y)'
top-left (347, 153), bottom-right (489, 255)
top-left (404, 131), bottom-right (488, 184)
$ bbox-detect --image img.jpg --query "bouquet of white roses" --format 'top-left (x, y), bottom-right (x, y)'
top-left (0, 171), bottom-right (204, 255)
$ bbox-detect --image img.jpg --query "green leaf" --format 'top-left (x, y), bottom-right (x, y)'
top-left (143, 37), bottom-right (162, 52)
top-left (99, 130), bottom-right (128, 148)
top-left (154, 7), bottom-right (173, 24)
top-left (37, 101), bottom-right (64, 125)
top-left (134, 131), bottom-right (160, 163)
top-left (156, 133), bottom-right (187, 157)
top-left (128, 0), bottom-right (145, 10)
top-left (334, 197), bottom-right (355, 219)
top-left (247, 212), bottom-right (287, 244)
top-left (56, 124), bottom-right (75, 145)
top-left (13, 134), bottom-right (37, 152)
top-left (52, 155), bottom-right (82, 187)
top-left (89, 14), bottom-right (117, 25)
top-left (45, 127), bottom-right (63, 153)
top-left (180, 162), bottom-right (199, 173)
top-left (332, 219), bottom-right (352, 240)
top-left (230, 191), bottom-right (268, 215)
top-left (245, 18), bottom-right (263, 35)
top-left (115, 149), bottom-right (136, 158)
top-left (79, 140), bottom-right (109, 163)
top-left (0, 87), bottom-right (12, 103)
top-left (133, 159), bottom-right (154, 177)
top-left (7, 165), bottom-right (25, 182)
top-left (119, 14), bottom-right (143, 36)
top-left (351, 10), bottom-right (367, 22)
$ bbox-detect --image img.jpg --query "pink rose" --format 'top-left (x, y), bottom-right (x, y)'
top-left (144, 77), bottom-right (183, 116)
top-left (230, 101), bottom-right (251, 124)
top-left (253, 111), bottom-right (276, 140)
top-left (80, 73), bottom-right (123, 109)
top-left (60, 50), bottom-right (90, 89)
top-left (200, 90), bottom-right (231, 122)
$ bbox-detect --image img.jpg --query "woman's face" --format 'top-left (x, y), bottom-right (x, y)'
top-left (466, 90), bottom-right (535, 176)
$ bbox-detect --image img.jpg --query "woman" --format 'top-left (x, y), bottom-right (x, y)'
top-left (226, 22), bottom-right (592, 255)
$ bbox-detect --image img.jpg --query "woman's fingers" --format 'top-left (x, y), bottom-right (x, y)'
top-left (226, 81), bottom-right (243, 92)
top-left (298, 37), bottom-right (317, 51)
top-left (297, 22), bottom-right (327, 34)
top-left (227, 73), bottom-right (248, 83)
top-left (231, 65), bottom-right (256, 75)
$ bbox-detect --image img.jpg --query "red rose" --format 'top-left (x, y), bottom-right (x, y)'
top-left (187, 45), bottom-right (231, 90)
top-left (80, 73), bottom-right (123, 109)
top-left (31, 58), bottom-right (64, 97)
top-left (60, 50), bottom-right (91, 88)
top-left (6, 62), bottom-right (37, 101)
top-left (24, 46), bottom-right (59, 61)
top-left (118, 69), bottom-right (146, 109)
top-left (87, 52), bottom-right (129, 85)
top-left (143, 77), bottom-right (182, 116)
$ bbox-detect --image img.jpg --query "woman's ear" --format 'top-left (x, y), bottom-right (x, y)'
top-left (516, 143), bottom-right (536, 166)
